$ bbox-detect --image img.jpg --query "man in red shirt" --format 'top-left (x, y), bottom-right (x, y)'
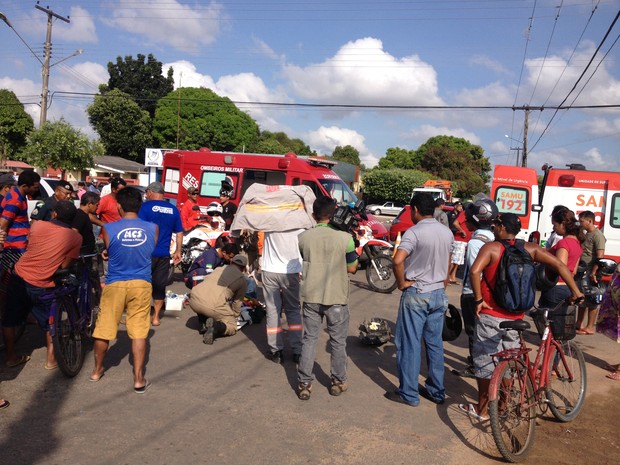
top-left (2, 201), bottom-right (82, 369)
top-left (95, 177), bottom-right (127, 227)
top-left (461, 213), bottom-right (582, 421)
top-left (448, 207), bottom-right (472, 284)
top-left (180, 186), bottom-right (201, 230)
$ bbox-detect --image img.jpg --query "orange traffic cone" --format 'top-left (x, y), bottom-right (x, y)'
top-left (393, 232), bottom-right (401, 257)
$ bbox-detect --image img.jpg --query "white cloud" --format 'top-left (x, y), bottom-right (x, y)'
top-left (469, 55), bottom-right (511, 75)
top-left (0, 77), bottom-right (42, 123)
top-left (282, 37), bottom-right (444, 107)
top-left (577, 117), bottom-right (620, 137)
top-left (105, 0), bottom-right (225, 52)
top-left (57, 7), bottom-right (98, 43)
top-left (164, 60), bottom-right (291, 132)
top-left (252, 36), bottom-right (282, 61)
top-left (305, 126), bottom-right (379, 167)
top-left (405, 124), bottom-right (481, 145)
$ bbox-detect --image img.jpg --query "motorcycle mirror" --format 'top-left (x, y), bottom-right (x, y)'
top-left (192, 205), bottom-right (200, 211)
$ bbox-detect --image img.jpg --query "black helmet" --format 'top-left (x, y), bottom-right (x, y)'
top-left (598, 258), bottom-right (617, 276)
top-left (535, 263), bottom-right (559, 291)
top-left (442, 304), bottom-right (463, 342)
top-left (358, 318), bottom-right (391, 346)
top-left (465, 198), bottom-right (498, 228)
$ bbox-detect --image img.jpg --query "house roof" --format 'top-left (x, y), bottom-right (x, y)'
top-left (93, 156), bottom-right (146, 174)
top-left (0, 160), bottom-right (34, 170)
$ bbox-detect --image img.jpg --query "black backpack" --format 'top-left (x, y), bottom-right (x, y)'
top-left (485, 239), bottom-right (536, 314)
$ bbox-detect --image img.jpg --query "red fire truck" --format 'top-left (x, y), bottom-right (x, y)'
top-left (161, 148), bottom-right (388, 239)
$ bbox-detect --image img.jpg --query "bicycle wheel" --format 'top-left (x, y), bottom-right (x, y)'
top-left (52, 296), bottom-right (86, 378)
top-left (365, 255), bottom-right (398, 293)
top-left (489, 360), bottom-right (537, 463)
top-left (546, 340), bottom-right (587, 422)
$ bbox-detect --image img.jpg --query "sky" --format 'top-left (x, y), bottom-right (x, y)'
top-left (1, 0), bottom-right (619, 172)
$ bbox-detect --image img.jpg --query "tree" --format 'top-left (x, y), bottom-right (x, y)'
top-left (362, 168), bottom-right (432, 204)
top-left (102, 53), bottom-right (174, 118)
top-left (0, 89), bottom-right (34, 160)
top-left (416, 135), bottom-right (491, 198)
top-left (21, 119), bottom-right (95, 176)
top-left (87, 89), bottom-right (153, 162)
top-left (377, 147), bottom-right (421, 170)
top-left (331, 145), bottom-right (362, 166)
top-left (255, 131), bottom-right (314, 155)
top-left (152, 87), bottom-right (259, 152)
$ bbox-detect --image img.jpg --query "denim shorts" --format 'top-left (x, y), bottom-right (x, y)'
top-left (4, 273), bottom-right (52, 330)
top-left (472, 313), bottom-right (520, 379)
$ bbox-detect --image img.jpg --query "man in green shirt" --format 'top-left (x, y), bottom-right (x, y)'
top-left (577, 210), bottom-right (607, 335)
top-left (296, 196), bottom-right (358, 401)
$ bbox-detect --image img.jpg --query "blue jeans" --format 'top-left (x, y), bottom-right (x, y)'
top-left (395, 287), bottom-right (447, 405)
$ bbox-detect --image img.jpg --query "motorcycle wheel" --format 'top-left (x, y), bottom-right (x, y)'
top-left (366, 255), bottom-right (398, 293)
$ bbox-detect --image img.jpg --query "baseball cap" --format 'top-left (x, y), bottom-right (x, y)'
top-left (187, 186), bottom-right (198, 195)
top-left (58, 181), bottom-right (74, 192)
top-left (147, 181), bottom-right (165, 193)
top-left (494, 212), bottom-right (521, 233)
top-left (0, 173), bottom-right (16, 186)
top-left (231, 255), bottom-right (248, 268)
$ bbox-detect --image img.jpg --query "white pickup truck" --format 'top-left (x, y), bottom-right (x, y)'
top-left (26, 178), bottom-right (67, 218)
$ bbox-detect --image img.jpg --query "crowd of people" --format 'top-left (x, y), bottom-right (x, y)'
top-left (0, 173), bottom-right (618, 416)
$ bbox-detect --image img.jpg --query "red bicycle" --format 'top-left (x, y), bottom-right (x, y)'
top-left (487, 300), bottom-right (587, 463)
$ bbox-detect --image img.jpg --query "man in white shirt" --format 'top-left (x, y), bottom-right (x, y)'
top-left (262, 229), bottom-right (304, 364)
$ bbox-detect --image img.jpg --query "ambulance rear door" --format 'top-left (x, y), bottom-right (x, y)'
top-left (490, 165), bottom-right (540, 242)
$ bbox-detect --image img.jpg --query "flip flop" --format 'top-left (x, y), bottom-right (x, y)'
top-left (0, 400), bottom-right (9, 410)
top-left (89, 372), bottom-right (105, 382)
top-left (603, 363), bottom-right (620, 372)
top-left (576, 329), bottom-right (594, 335)
top-left (458, 403), bottom-right (490, 421)
top-left (606, 372), bottom-right (620, 381)
top-left (6, 355), bottom-right (31, 368)
top-left (134, 380), bottom-right (151, 394)
top-left (151, 320), bottom-right (161, 327)
top-left (44, 363), bottom-right (58, 370)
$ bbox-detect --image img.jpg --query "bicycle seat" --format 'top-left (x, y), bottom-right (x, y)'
top-left (499, 319), bottom-right (531, 332)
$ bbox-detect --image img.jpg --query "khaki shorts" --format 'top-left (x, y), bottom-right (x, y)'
top-left (93, 280), bottom-right (152, 340)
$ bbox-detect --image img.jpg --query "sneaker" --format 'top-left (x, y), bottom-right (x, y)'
top-left (266, 350), bottom-right (283, 364)
top-left (203, 318), bottom-right (215, 345)
top-left (297, 382), bottom-right (312, 400)
top-left (292, 353), bottom-right (301, 364)
top-left (329, 379), bottom-right (348, 396)
top-left (451, 366), bottom-right (476, 379)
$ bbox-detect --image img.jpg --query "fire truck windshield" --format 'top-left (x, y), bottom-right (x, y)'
top-left (319, 179), bottom-right (358, 206)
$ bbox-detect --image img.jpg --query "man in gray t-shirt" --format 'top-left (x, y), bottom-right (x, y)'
top-left (386, 193), bottom-right (453, 407)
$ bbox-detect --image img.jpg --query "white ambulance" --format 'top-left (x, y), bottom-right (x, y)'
top-left (490, 163), bottom-right (620, 262)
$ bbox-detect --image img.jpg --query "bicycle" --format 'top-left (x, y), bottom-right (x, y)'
top-left (487, 300), bottom-right (587, 463)
top-left (42, 253), bottom-right (101, 378)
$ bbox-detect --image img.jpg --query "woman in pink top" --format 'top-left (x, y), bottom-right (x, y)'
top-left (539, 208), bottom-right (584, 309)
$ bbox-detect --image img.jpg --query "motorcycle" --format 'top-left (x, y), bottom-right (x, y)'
top-left (355, 224), bottom-right (398, 293)
top-left (168, 225), bottom-right (229, 283)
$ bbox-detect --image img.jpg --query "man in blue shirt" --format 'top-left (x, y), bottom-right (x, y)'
top-left (138, 182), bottom-right (183, 326)
top-left (90, 187), bottom-right (158, 392)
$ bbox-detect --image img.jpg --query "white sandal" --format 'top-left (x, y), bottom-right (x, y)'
top-left (458, 403), bottom-right (490, 421)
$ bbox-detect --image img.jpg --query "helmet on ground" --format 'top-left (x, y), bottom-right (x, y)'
top-left (465, 198), bottom-right (498, 228)
top-left (207, 202), bottom-right (223, 216)
top-left (358, 318), bottom-right (391, 346)
top-left (442, 304), bottom-right (463, 341)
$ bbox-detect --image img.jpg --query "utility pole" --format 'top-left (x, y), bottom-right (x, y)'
top-left (522, 108), bottom-right (529, 168)
top-left (36, 2), bottom-right (70, 127)
top-left (509, 147), bottom-right (522, 166)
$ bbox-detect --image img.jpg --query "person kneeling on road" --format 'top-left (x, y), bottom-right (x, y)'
top-left (188, 254), bottom-right (248, 344)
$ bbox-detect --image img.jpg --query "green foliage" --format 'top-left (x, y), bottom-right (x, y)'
top-left (22, 119), bottom-right (94, 172)
top-left (362, 169), bottom-right (433, 204)
top-left (331, 145), bottom-right (361, 166)
top-left (255, 131), bottom-right (314, 155)
top-left (87, 89), bottom-right (153, 162)
top-left (152, 87), bottom-right (259, 152)
top-left (377, 147), bottom-right (421, 170)
top-left (0, 89), bottom-right (34, 159)
top-left (416, 135), bottom-right (491, 198)
top-left (102, 53), bottom-right (174, 118)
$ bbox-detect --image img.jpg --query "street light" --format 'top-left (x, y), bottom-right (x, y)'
top-left (505, 135), bottom-right (524, 167)
top-left (1, 8), bottom-right (76, 127)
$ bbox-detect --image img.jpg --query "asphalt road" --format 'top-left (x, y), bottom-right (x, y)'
top-left (0, 264), bottom-right (617, 465)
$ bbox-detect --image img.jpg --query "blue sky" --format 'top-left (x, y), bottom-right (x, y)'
top-left (1, 0), bottom-right (619, 171)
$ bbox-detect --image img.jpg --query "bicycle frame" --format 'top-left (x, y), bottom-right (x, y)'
top-left (488, 321), bottom-right (572, 405)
